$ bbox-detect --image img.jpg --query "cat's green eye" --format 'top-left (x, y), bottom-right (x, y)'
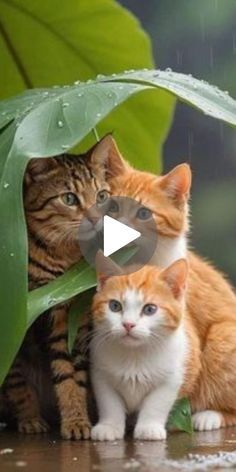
top-left (109, 299), bottom-right (122, 312)
top-left (142, 304), bottom-right (157, 316)
top-left (62, 192), bottom-right (79, 206)
top-left (136, 207), bottom-right (152, 220)
top-left (96, 189), bottom-right (109, 204)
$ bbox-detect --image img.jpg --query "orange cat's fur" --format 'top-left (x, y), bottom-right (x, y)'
top-left (93, 136), bottom-right (236, 432)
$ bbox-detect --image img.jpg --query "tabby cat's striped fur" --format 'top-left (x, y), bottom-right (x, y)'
top-left (2, 137), bottom-right (123, 439)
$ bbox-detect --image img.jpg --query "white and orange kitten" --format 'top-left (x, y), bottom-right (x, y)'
top-left (90, 254), bottom-right (188, 441)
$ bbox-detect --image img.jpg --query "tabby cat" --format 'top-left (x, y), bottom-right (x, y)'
top-left (2, 137), bottom-right (121, 439)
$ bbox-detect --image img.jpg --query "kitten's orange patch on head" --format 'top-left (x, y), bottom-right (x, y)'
top-left (108, 163), bottom-right (192, 238)
top-left (92, 260), bottom-right (187, 330)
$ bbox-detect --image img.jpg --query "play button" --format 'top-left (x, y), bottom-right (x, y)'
top-left (78, 196), bottom-right (157, 275)
top-left (103, 215), bottom-right (141, 257)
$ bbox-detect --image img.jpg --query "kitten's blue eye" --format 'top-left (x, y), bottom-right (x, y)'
top-left (62, 192), bottom-right (79, 206)
top-left (109, 299), bottom-right (122, 312)
top-left (136, 207), bottom-right (152, 220)
top-left (142, 304), bottom-right (157, 316)
top-left (108, 199), bottom-right (119, 213)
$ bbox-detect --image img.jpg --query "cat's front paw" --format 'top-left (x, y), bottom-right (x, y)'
top-left (192, 410), bottom-right (223, 431)
top-left (91, 423), bottom-right (124, 441)
top-left (18, 417), bottom-right (49, 434)
top-left (134, 422), bottom-right (167, 441)
top-left (61, 419), bottom-right (91, 440)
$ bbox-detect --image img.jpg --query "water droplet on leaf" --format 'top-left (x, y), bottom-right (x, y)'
top-left (58, 120), bottom-right (64, 128)
top-left (3, 182), bottom-right (9, 189)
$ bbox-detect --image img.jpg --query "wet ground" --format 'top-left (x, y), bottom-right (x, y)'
top-left (1, 427), bottom-right (236, 471)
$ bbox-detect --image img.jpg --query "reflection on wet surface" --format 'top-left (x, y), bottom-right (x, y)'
top-left (1, 427), bottom-right (236, 471)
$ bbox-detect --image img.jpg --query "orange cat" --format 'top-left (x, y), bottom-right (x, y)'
top-left (91, 136), bottom-right (236, 433)
top-left (91, 253), bottom-right (236, 441)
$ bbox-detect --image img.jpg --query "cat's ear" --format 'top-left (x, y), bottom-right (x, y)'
top-left (90, 135), bottom-right (128, 179)
top-left (161, 259), bottom-right (188, 299)
top-left (95, 250), bottom-right (123, 290)
top-left (160, 164), bottom-right (192, 202)
top-left (25, 158), bottom-right (57, 184)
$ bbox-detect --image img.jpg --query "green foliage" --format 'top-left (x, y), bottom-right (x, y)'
top-left (1, 70), bottom-right (236, 386)
top-left (0, 0), bottom-right (174, 171)
top-left (168, 398), bottom-right (193, 434)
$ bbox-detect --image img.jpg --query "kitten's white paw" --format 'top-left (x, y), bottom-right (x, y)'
top-left (134, 422), bottom-right (167, 441)
top-left (91, 423), bottom-right (124, 441)
top-left (192, 410), bottom-right (223, 431)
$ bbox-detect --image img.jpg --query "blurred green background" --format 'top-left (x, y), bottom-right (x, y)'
top-left (120, 0), bottom-right (236, 283)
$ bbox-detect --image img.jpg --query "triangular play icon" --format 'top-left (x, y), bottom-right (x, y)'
top-left (103, 215), bottom-right (141, 257)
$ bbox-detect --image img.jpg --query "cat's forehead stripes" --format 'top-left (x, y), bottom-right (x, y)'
top-left (122, 288), bottom-right (144, 312)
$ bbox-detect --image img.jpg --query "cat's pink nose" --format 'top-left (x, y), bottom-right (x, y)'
top-left (123, 322), bottom-right (135, 332)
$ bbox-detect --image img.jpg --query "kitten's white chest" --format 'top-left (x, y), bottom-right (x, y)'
top-left (92, 329), bottom-right (187, 413)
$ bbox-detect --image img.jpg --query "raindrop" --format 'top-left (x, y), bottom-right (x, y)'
top-left (3, 182), bottom-right (9, 189)
top-left (43, 91), bottom-right (49, 98)
top-left (193, 83), bottom-right (198, 90)
top-left (111, 73), bottom-right (117, 77)
top-left (106, 92), bottom-right (113, 98)
top-left (78, 92), bottom-right (84, 98)
top-left (96, 112), bottom-right (102, 118)
top-left (10, 253), bottom-right (14, 257)
top-left (61, 144), bottom-right (70, 149)
top-left (1, 111), bottom-right (6, 116)
top-left (176, 50), bottom-right (183, 66)
top-left (209, 46), bottom-right (214, 69)
top-left (48, 297), bottom-right (57, 306)
top-left (118, 85), bottom-right (124, 90)
top-left (74, 80), bottom-right (81, 85)
top-left (86, 79), bottom-right (93, 84)
top-left (58, 120), bottom-right (64, 128)
top-left (62, 102), bottom-right (69, 108)
top-left (96, 74), bottom-right (105, 80)
top-left (142, 68), bottom-right (149, 72)
top-left (224, 90), bottom-right (229, 95)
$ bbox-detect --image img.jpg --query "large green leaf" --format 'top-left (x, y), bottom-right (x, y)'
top-left (1, 69), bottom-right (236, 385)
top-left (0, 125), bottom-right (28, 383)
top-left (0, 0), bottom-right (174, 171)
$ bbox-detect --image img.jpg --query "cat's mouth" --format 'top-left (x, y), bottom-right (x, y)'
top-left (121, 332), bottom-right (142, 345)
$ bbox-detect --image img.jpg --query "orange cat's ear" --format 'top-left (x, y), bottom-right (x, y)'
top-left (25, 158), bottom-right (57, 184)
top-left (95, 250), bottom-right (123, 290)
top-left (91, 135), bottom-right (128, 178)
top-left (160, 164), bottom-right (192, 202)
top-left (161, 259), bottom-right (188, 299)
